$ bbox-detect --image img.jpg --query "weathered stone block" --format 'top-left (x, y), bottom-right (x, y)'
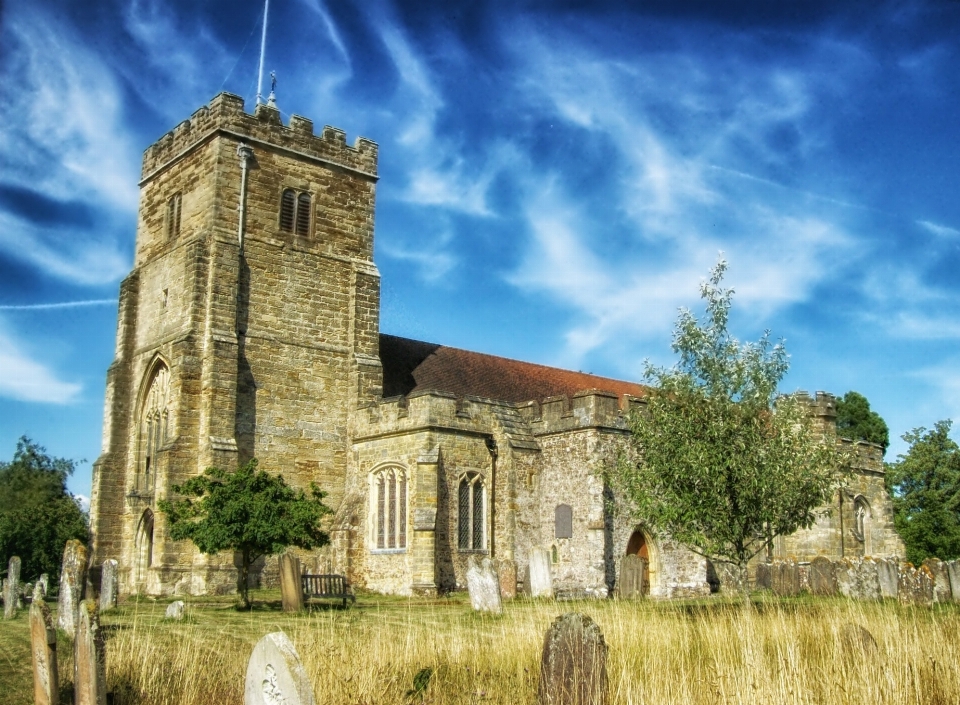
top-left (922, 558), bottom-right (952, 603)
top-left (898, 564), bottom-right (934, 606)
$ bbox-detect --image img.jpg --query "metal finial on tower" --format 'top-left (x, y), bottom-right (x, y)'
top-left (255, 0), bottom-right (271, 105)
top-left (267, 71), bottom-right (278, 109)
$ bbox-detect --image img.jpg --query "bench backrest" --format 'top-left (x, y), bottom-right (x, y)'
top-left (301, 573), bottom-right (349, 596)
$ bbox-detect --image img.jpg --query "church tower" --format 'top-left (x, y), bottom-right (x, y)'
top-left (89, 94), bottom-right (382, 595)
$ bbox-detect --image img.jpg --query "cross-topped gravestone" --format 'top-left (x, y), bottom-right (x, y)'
top-left (245, 631), bottom-right (316, 705)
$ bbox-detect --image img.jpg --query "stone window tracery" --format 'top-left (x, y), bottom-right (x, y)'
top-left (852, 496), bottom-right (870, 543)
top-left (371, 466), bottom-right (407, 550)
top-left (138, 364), bottom-right (171, 492)
top-left (458, 471), bottom-right (485, 551)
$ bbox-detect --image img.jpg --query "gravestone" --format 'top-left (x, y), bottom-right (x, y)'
top-left (840, 623), bottom-right (879, 658)
top-left (4, 555), bottom-right (21, 619)
top-left (75, 600), bottom-right (106, 705)
top-left (497, 558), bottom-right (518, 600)
top-left (809, 557), bottom-right (838, 596)
top-left (618, 555), bottom-right (644, 599)
top-left (33, 581), bottom-right (46, 603)
top-left (876, 558), bottom-right (899, 599)
top-left (538, 612), bottom-right (608, 705)
top-left (98, 559), bottom-right (119, 612)
top-left (466, 556), bottom-right (503, 614)
top-left (837, 559), bottom-right (880, 600)
top-left (30, 598), bottom-right (59, 705)
top-left (921, 559), bottom-right (952, 603)
top-left (898, 564), bottom-right (934, 606)
top-left (528, 547), bottom-right (554, 599)
top-left (37, 573), bottom-right (49, 598)
top-left (754, 562), bottom-right (771, 590)
top-left (946, 560), bottom-right (960, 602)
top-left (245, 631), bottom-right (316, 705)
top-left (165, 600), bottom-right (186, 620)
top-left (772, 561), bottom-right (800, 596)
top-left (57, 539), bottom-right (88, 635)
top-left (279, 553), bottom-right (304, 612)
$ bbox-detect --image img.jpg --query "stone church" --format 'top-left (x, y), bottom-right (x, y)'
top-left (89, 94), bottom-right (904, 599)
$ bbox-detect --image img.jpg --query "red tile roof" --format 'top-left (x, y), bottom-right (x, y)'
top-left (379, 334), bottom-right (648, 403)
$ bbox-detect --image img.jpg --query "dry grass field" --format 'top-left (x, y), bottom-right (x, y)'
top-left (2, 591), bottom-right (959, 704)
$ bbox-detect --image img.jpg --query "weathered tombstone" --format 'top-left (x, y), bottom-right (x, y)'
top-left (754, 562), bottom-right (771, 590)
top-left (57, 539), bottom-right (88, 635)
top-left (30, 597), bottom-right (59, 705)
top-left (279, 553), bottom-right (304, 612)
top-left (165, 600), bottom-right (186, 620)
top-left (466, 556), bottom-right (503, 614)
top-left (75, 600), bottom-right (106, 705)
top-left (4, 555), bottom-right (21, 619)
top-left (946, 560), bottom-right (960, 602)
top-left (898, 563), bottom-right (934, 606)
top-left (876, 558), bottom-right (899, 599)
top-left (37, 573), bottom-right (49, 598)
top-left (837, 559), bottom-right (881, 600)
top-left (840, 623), bottom-right (879, 658)
top-left (33, 581), bottom-right (46, 603)
top-left (809, 557), bottom-right (838, 596)
top-left (538, 612), bottom-right (607, 705)
top-left (618, 554), bottom-right (644, 599)
top-left (528, 547), bottom-right (554, 599)
top-left (772, 561), bottom-right (800, 596)
top-left (497, 558), bottom-right (518, 600)
top-left (245, 631), bottom-right (316, 705)
top-left (922, 559), bottom-right (952, 603)
top-left (98, 559), bottom-right (119, 612)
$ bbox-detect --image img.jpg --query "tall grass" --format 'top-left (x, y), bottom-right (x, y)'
top-left (98, 594), bottom-right (960, 705)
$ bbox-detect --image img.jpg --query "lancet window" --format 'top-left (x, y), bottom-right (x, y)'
top-left (458, 471), bottom-right (486, 551)
top-left (371, 466), bottom-right (407, 550)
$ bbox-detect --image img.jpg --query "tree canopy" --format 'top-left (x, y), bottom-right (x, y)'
top-left (885, 420), bottom-right (960, 565)
top-left (614, 260), bottom-right (841, 587)
top-left (835, 391), bottom-right (889, 453)
top-left (158, 460), bottom-right (333, 608)
top-left (0, 437), bottom-right (89, 580)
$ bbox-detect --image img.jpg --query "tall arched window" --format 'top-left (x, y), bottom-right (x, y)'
top-left (134, 508), bottom-right (155, 589)
top-left (280, 188), bottom-right (312, 236)
top-left (371, 466), bottom-right (407, 550)
top-left (138, 364), bottom-right (171, 492)
top-left (166, 192), bottom-right (182, 238)
top-left (458, 472), bottom-right (485, 551)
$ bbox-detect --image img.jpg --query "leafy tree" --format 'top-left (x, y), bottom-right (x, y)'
top-left (836, 391), bottom-right (889, 453)
top-left (158, 460), bottom-right (333, 608)
top-left (885, 420), bottom-right (960, 565)
top-left (614, 260), bottom-right (841, 593)
top-left (0, 436), bottom-right (89, 580)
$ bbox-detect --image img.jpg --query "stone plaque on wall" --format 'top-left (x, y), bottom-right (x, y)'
top-left (554, 504), bottom-right (573, 539)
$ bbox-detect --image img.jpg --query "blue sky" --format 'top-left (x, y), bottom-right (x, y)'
top-left (2, 0), bottom-right (959, 504)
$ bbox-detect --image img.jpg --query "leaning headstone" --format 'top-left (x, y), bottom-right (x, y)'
top-left (898, 563), bottom-right (934, 606)
top-left (75, 600), bottom-right (106, 705)
top-left (30, 598), bottom-right (59, 705)
top-left (98, 559), bottom-right (119, 612)
top-left (840, 623), bottom-right (879, 659)
top-left (538, 612), bottom-right (607, 705)
top-left (4, 555), bottom-right (21, 619)
top-left (279, 553), bottom-right (304, 612)
top-left (245, 631), bottom-right (316, 705)
top-left (165, 600), bottom-right (186, 620)
top-left (809, 557), bottom-right (838, 596)
top-left (922, 559), bottom-right (952, 603)
top-left (876, 558), bottom-right (899, 599)
top-left (57, 539), bottom-right (88, 635)
top-left (497, 558), bottom-right (518, 600)
top-left (528, 547), bottom-right (554, 599)
top-left (946, 560), bottom-right (960, 602)
top-left (618, 555), bottom-right (644, 599)
top-left (466, 557), bottom-right (503, 614)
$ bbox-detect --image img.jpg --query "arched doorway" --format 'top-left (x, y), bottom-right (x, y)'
top-left (134, 509), bottom-right (155, 592)
top-left (625, 529), bottom-right (653, 595)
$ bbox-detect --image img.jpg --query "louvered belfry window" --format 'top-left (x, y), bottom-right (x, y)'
top-left (458, 472), bottom-right (485, 551)
top-left (372, 466), bottom-right (407, 550)
top-left (280, 189), bottom-right (312, 236)
top-left (280, 189), bottom-right (296, 232)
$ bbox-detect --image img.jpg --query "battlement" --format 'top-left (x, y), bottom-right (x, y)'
top-left (140, 92), bottom-right (378, 182)
top-left (793, 390), bottom-right (837, 419)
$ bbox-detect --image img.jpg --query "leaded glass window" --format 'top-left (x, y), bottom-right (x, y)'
top-left (458, 472), bottom-right (485, 551)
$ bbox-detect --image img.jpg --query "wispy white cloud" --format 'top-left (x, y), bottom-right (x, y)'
top-left (917, 219), bottom-right (960, 239)
top-left (0, 300), bottom-right (116, 311)
top-left (0, 321), bottom-right (81, 404)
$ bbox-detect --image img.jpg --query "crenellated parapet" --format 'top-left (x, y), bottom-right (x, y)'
top-left (140, 92), bottom-right (378, 183)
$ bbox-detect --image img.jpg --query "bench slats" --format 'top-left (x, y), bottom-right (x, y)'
top-left (301, 573), bottom-right (355, 607)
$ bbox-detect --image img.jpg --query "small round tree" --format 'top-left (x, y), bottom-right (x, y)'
top-left (158, 460), bottom-right (333, 608)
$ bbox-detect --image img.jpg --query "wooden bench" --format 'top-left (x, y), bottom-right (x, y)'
top-left (301, 573), bottom-right (356, 608)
